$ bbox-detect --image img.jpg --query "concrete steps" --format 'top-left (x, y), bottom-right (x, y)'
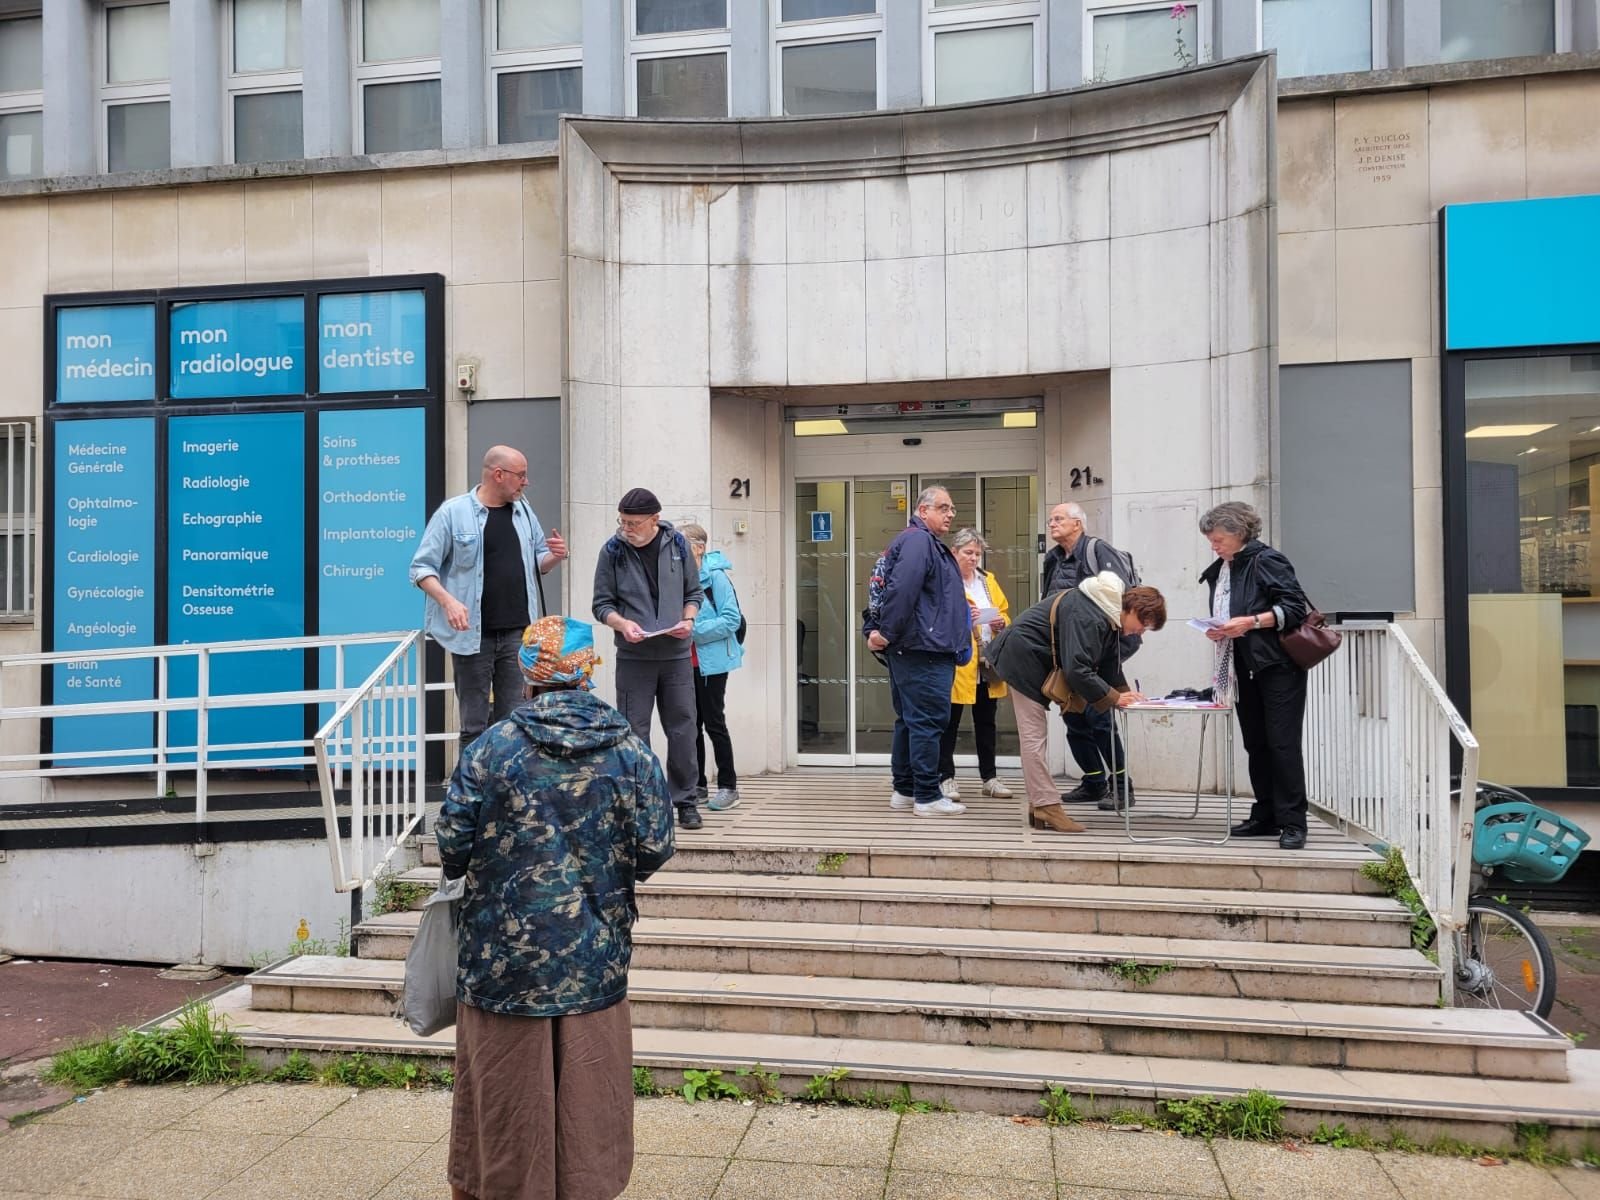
top-left (193, 981), bottom-right (1600, 1150)
top-left (244, 956), bottom-right (1570, 1081)
top-left (353, 909), bottom-right (1440, 1005)
top-left (208, 786), bottom-right (1584, 1145)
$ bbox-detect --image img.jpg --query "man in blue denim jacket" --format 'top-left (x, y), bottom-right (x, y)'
top-left (410, 445), bottom-right (567, 748)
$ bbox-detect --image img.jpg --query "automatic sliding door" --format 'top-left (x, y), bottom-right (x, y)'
top-left (796, 481), bottom-right (850, 757)
top-left (853, 478), bottom-right (908, 756)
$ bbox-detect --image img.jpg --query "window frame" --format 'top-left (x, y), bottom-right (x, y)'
top-left (772, 3), bottom-right (883, 117)
top-left (1438, 0), bottom-right (1570, 64)
top-left (351, 0), bottom-right (443, 154)
top-left (626, 0), bottom-right (731, 118)
top-left (488, 0), bottom-right (582, 144)
top-left (923, 1), bottom-right (1044, 108)
top-left (0, 418), bottom-right (36, 624)
top-left (100, 0), bottom-right (172, 174)
top-left (1081, 0), bottom-right (1211, 85)
top-left (0, 12), bottom-right (43, 181)
top-left (1257, 0), bottom-right (1388, 76)
top-left (223, 0), bottom-right (304, 164)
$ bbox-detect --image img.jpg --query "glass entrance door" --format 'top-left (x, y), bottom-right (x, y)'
top-left (796, 473), bottom-right (1039, 763)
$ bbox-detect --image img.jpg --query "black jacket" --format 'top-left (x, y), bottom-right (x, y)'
top-left (1199, 540), bottom-right (1310, 675)
top-left (1041, 535), bottom-right (1142, 659)
top-left (986, 586), bottom-right (1125, 711)
top-left (874, 516), bottom-right (972, 663)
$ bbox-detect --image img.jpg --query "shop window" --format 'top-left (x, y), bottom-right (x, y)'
top-left (229, 0), bottom-right (303, 163)
top-left (492, 0), bottom-right (582, 143)
top-left (103, 1), bottom-right (170, 172)
top-left (630, 0), bottom-right (728, 117)
top-left (1463, 353), bottom-right (1600, 789)
top-left (0, 421), bottom-right (34, 621)
top-left (1262, 0), bottom-right (1378, 77)
top-left (927, 2), bottom-right (1040, 105)
top-left (356, 0), bottom-right (441, 153)
top-left (1441, 0), bottom-right (1556, 63)
top-left (0, 14), bottom-right (41, 181)
top-left (775, 2), bottom-right (879, 115)
top-left (1085, 1), bottom-right (1206, 84)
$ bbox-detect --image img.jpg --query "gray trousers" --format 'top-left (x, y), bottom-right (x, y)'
top-left (615, 656), bottom-right (698, 810)
top-left (452, 628), bottom-right (526, 750)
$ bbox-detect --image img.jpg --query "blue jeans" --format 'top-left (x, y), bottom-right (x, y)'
top-left (1063, 704), bottom-right (1127, 782)
top-left (888, 649), bottom-right (957, 805)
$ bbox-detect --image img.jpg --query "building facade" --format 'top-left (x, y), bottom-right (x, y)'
top-left (0, 1), bottom-right (1597, 812)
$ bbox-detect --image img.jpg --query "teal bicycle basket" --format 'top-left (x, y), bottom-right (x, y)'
top-left (1473, 802), bottom-right (1592, 884)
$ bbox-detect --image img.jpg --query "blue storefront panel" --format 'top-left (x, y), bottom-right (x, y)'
top-left (55, 305), bottom-right (157, 405)
top-left (318, 290), bottom-right (428, 394)
top-left (169, 296), bottom-right (306, 399)
top-left (51, 417), bottom-right (157, 765)
top-left (166, 412), bottom-right (306, 761)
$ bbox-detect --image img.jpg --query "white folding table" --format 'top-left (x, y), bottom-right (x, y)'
top-left (1109, 702), bottom-right (1235, 846)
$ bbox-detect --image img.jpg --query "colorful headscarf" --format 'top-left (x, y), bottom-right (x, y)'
top-left (519, 616), bottom-right (599, 689)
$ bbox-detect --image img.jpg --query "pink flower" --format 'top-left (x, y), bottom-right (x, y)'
top-left (1171, 2), bottom-right (1188, 16)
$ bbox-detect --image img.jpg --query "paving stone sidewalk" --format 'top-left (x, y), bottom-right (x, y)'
top-left (0, 1083), bottom-right (1596, 1200)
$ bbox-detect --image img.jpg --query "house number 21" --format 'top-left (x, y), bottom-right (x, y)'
top-left (729, 478), bottom-right (752, 499)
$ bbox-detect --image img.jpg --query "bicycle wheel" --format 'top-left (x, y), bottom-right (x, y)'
top-left (1451, 896), bottom-right (1557, 1018)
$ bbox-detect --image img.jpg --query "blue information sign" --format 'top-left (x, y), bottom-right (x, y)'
top-left (55, 305), bottom-right (157, 405)
top-left (810, 511), bottom-right (833, 542)
top-left (167, 412), bottom-right (306, 762)
top-left (318, 290), bottom-right (428, 394)
top-left (51, 418), bottom-right (157, 765)
top-left (317, 406), bottom-right (426, 702)
top-left (170, 297), bottom-right (306, 399)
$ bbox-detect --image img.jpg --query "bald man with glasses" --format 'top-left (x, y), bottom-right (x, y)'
top-left (411, 445), bottom-right (567, 749)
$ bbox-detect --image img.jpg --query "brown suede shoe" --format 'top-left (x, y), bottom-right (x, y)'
top-left (1028, 804), bottom-right (1085, 833)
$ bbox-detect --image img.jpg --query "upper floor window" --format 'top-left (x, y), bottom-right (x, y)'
top-left (927, 1), bottom-right (1042, 106)
top-left (492, 0), bottom-right (582, 143)
top-left (1441, 0), bottom-right (1556, 63)
top-left (357, 0), bottom-right (441, 153)
top-left (775, 1), bottom-right (881, 116)
top-left (229, 0), bottom-right (303, 163)
top-left (0, 14), bottom-right (42, 181)
top-left (103, 1), bottom-right (171, 172)
top-left (629, 0), bottom-right (729, 117)
top-left (1085, 1), bottom-right (1207, 83)
top-left (1263, 0), bottom-right (1378, 77)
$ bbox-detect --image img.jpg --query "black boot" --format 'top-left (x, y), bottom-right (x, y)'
top-left (1060, 776), bottom-right (1107, 804)
top-left (1098, 775), bottom-right (1136, 812)
top-left (677, 804), bottom-right (703, 830)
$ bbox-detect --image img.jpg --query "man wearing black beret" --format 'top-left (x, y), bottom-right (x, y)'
top-left (592, 488), bottom-right (707, 830)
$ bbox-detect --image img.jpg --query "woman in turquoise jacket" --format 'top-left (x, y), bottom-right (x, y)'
top-left (683, 524), bottom-right (743, 812)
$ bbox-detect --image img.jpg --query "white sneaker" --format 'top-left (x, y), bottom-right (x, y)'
top-left (889, 790), bottom-right (915, 811)
top-left (939, 778), bottom-right (961, 799)
top-left (982, 778), bottom-right (1013, 799)
top-left (914, 797), bottom-right (967, 816)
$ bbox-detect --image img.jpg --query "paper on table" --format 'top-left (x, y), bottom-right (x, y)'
top-left (639, 626), bottom-right (678, 638)
top-left (973, 606), bottom-right (1002, 625)
top-left (1132, 697), bottom-right (1224, 709)
top-left (1187, 617), bottom-right (1228, 632)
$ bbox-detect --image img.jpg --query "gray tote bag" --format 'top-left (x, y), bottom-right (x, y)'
top-left (401, 874), bottom-right (466, 1036)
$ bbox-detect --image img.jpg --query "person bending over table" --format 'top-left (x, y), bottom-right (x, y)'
top-left (985, 572), bottom-right (1167, 833)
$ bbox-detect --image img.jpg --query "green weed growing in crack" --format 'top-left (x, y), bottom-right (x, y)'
top-left (815, 852), bottom-right (849, 875)
top-left (1038, 1083), bottom-right (1082, 1126)
top-left (1105, 960), bottom-right (1176, 987)
top-left (680, 1068), bottom-right (744, 1103)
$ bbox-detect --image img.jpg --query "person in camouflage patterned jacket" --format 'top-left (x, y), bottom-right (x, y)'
top-left (437, 615), bottom-right (675, 1200)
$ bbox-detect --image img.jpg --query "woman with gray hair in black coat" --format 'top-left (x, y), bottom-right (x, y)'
top-left (1198, 501), bottom-right (1311, 851)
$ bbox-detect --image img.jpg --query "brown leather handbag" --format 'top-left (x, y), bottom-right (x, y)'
top-left (1040, 592), bottom-right (1077, 708)
top-left (1280, 601), bottom-right (1341, 671)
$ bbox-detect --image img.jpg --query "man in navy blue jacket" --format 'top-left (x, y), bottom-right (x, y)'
top-left (866, 486), bottom-right (972, 816)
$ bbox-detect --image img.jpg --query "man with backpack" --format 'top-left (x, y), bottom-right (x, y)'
top-left (1040, 502), bottom-right (1140, 811)
top-left (866, 487), bottom-right (972, 816)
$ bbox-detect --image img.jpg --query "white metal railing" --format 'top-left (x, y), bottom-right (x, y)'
top-left (314, 631), bottom-right (429, 894)
top-left (1302, 621), bottom-right (1479, 996)
top-left (0, 631), bottom-right (452, 824)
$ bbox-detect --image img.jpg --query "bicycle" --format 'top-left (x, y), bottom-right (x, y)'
top-left (1437, 780), bottom-right (1591, 1019)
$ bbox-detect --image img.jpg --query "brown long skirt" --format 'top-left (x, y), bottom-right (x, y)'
top-left (448, 998), bottom-right (634, 1200)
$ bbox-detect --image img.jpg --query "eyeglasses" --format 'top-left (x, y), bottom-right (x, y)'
top-left (929, 503), bottom-right (956, 514)
top-left (496, 468), bottom-right (528, 481)
top-left (617, 516), bottom-right (656, 532)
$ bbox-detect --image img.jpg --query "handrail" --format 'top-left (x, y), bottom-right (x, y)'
top-left (0, 631), bottom-right (447, 821)
top-left (1302, 621), bottom-right (1478, 1000)
top-left (313, 630), bottom-right (429, 894)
